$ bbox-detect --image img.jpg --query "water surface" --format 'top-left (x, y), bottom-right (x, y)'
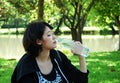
top-left (0, 35), bottom-right (119, 59)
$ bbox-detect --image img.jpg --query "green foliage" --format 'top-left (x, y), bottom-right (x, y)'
top-left (53, 0), bottom-right (96, 42)
top-left (44, 0), bottom-right (61, 25)
top-left (92, 0), bottom-right (120, 27)
top-left (0, 0), bottom-right (38, 23)
top-left (0, 0), bottom-right (15, 17)
top-left (7, 0), bottom-right (37, 14)
top-left (54, 0), bottom-right (93, 26)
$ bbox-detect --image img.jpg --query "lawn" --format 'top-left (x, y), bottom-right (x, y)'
top-left (0, 58), bottom-right (17, 83)
top-left (68, 51), bottom-right (120, 83)
top-left (0, 51), bottom-right (120, 83)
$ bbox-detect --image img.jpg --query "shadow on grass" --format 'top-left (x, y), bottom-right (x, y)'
top-left (0, 51), bottom-right (120, 83)
top-left (0, 58), bottom-right (17, 83)
top-left (68, 51), bottom-right (120, 83)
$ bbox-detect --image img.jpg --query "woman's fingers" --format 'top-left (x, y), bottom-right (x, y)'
top-left (71, 41), bottom-right (84, 55)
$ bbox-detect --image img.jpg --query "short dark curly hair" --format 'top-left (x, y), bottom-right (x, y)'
top-left (23, 21), bottom-right (53, 57)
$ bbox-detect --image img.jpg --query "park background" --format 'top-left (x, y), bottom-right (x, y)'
top-left (0, 0), bottom-right (120, 83)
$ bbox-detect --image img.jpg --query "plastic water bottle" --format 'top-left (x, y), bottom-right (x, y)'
top-left (57, 38), bottom-right (74, 49)
top-left (80, 47), bottom-right (90, 57)
top-left (57, 38), bottom-right (90, 57)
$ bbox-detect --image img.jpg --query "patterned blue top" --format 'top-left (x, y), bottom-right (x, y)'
top-left (36, 68), bottom-right (63, 83)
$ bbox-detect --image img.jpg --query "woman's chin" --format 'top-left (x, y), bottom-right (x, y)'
top-left (49, 46), bottom-right (57, 50)
top-left (53, 46), bottom-right (57, 49)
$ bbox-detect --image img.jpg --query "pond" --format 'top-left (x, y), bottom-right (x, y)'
top-left (0, 35), bottom-right (119, 59)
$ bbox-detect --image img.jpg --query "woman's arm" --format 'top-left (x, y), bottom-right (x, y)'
top-left (58, 50), bottom-right (89, 83)
top-left (71, 41), bottom-right (87, 73)
top-left (19, 73), bottom-right (38, 83)
top-left (78, 56), bottom-right (87, 73)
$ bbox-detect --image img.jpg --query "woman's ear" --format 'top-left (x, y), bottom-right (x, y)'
top-left (36, 39), bottom-right (42, 45)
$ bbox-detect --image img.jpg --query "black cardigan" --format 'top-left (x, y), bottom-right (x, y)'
top-left (11, 50), bottom-right (89, 83)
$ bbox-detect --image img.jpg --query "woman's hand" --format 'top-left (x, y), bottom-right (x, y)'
top-left (71, 41), bottom-right (87, 73)
top-left (71, 41), bottom-right (84, 56)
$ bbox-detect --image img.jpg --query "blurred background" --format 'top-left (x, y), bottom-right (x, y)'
top-left (0, 0), bottom-right (120, 83)
top-left (0, 0), bottom-right (119, 59)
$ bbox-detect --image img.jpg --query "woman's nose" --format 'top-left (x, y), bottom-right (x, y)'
top-left (53, 35), bottom-right (56, 39)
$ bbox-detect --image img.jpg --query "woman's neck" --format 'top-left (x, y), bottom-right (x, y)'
top-left (36, 50), bottom-right (53, 74)
top-left (37, 50), bottom-right (50, 62)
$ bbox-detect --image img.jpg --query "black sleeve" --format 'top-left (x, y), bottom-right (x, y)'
top-left (58, 51), bottom-right (89, 83)
top-left (19, 73), bottom-right (38, 83)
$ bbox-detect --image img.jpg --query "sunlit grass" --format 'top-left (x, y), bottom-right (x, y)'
top-left (68, 51), bottom-right (120, 83)
top-left (0, 58), bottom-right (17, 83)
top-left (0, 51), bottom-right (120, 83)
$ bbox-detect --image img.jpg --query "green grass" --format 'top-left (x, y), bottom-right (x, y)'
top-left (0, 51), bottom-right (120, 83)
top-left (0, 59), bottom-right (17, 83)
top-left (68, 51), bottom-right (120, 83)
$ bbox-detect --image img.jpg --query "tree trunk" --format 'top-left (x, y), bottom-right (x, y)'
top-left (38, 0), bottom-right (44, 21)
top-left (115, 16), bottom-right (120, 50)
top-left (54, 17), bottom-right (63, 35)
top-left (71, 27), bottom-right (83, 43)
top-left (110, 25), bottom-right (116, 35)
top-left (78, 26), bottom-right (83, 43)
top-left (71, 28), bottom-right (77, 40)
top-left (63, 0), bottom-right (95, 44)
top-left (118, 28), bottom-right (120, 50)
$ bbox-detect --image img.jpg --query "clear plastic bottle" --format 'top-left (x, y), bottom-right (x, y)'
top-left (57, 38), bottom-right (90, 57)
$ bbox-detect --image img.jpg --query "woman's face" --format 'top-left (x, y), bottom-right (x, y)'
top-left (40, 26), bottom-right (57, 50)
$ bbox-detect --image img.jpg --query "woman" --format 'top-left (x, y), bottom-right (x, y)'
top-left (11, 21), bottom-right (89, 83)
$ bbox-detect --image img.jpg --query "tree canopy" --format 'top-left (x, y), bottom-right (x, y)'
top-left (0, 0), bottom-right (120, 50)
top-left (54, 0), bottom-right (96, 43)
top-left (93, 0), bottom-right (120, 50)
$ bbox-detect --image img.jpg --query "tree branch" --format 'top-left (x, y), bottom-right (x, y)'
top-left (115, 15), bottom-right (120, 28)
top-left (81, 0), bottom-right (95, 27)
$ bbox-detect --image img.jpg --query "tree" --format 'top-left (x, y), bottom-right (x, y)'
top-left (1, 0), bottom-right (96, 43)
top-left (54, 0), bottom-right (96, 43)
top-left (0, 0), bottom-right (14, 21)
top-left (38, 0), bottom-right (44, 21)
top-left (0, 0), bottom-right (38, 22)
top-left (94, 0), bottom-right (120, 50)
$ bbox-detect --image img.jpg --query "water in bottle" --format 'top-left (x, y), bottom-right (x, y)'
top-left (57, 38), bottom-right (90, 57)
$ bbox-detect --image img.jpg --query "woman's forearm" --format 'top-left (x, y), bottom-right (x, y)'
top-left (78, 56), bottom-right (87, 73)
